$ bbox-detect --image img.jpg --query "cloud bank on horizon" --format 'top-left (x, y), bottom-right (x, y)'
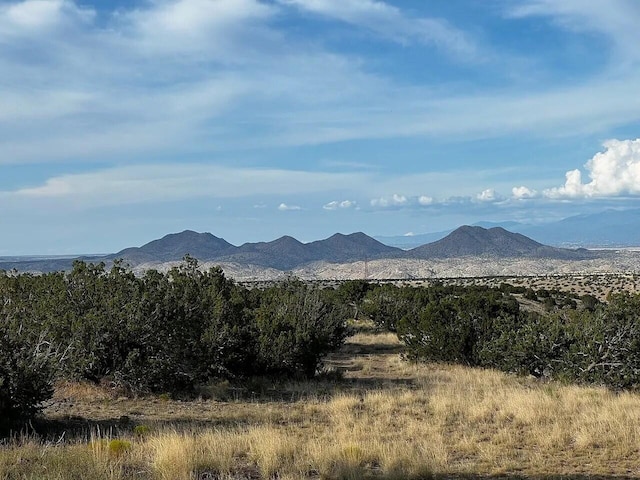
top-left (2, 0), bottom-right (640, 253)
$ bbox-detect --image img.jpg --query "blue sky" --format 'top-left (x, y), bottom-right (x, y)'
top-left (2, 0), bottom-right (640, 254)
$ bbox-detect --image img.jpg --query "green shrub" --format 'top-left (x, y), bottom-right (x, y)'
top-left (133, 424), bottom-right (151, 437)
top-left (0, 328), bottom-right (54, 434)
top-left (254, 279), bottom-right (348, 378)
top-left (108, 439), bottom-right (131, 457)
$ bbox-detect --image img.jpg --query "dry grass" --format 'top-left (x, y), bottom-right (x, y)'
top-left (3, 330), bottom-right (640, 479)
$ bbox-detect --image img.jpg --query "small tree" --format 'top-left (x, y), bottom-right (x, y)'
top-left (0, 328), bottom-right (55, 434)
top-left (254, 280), bottom-right (347, 378)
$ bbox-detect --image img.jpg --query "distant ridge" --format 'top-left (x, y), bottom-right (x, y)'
top-left (377, 209), bottom-right (640, 249)
top-left (215, 232), bottom-right (403, 270)
top-left (0, 225), bottom-right (597, 273)
top-left (518, 209), bottom-right (640, 247)
top-left (216, 235), bottom-right (314, 270)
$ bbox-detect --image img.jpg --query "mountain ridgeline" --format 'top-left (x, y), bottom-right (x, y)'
top-left (108, 226), bottom-right (593, 269)
top-left (109, 231), bottom-right (405, 270)
top-left (0, 226), bottom-right (596, 273)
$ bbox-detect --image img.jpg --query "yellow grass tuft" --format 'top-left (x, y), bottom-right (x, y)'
top-left (7, 330), bottom-right (640, 479)
top-left (146, 432), bottom-right (197, 480)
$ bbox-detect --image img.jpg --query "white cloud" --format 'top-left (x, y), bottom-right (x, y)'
top-left (508, 0), bottom-right (640, 65)
top-left (278, 203), bottom-right (301, 211)
top-left (279, 0), bottom-right (478, 59)
top-left (370, 193), bottom-right (408, 207)
top-left (123, 0), bottom-right (275, 56)
top-left (512, 186), bottom-right (538, 199)
top-left (392, 193), bottom-right (407, 204)
top-left (544, 138), bottom-right (640, 198)
top-left (3, 0), bottom-right (640, 166)
top-left (0, 0), bottom-right (94, 34)
top-left (3, 163), bottom-right (517, 211)
top-left (418, 195), bottom-right (434, 205)
top-left (477, 189), bottom-right (496, 202)
top-left (323, 199), bottom-right (357, 210)
top-left (8, 164), bottom-right (365, 207)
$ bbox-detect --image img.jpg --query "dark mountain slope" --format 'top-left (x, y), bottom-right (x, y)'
top-left (2, 226), bottom-right (602, 273)
top-left (216, 236), bottom-right (314, 270)
top-left (305, 232), bottom-right (404, 263)
top-left (409, 226), bottom-right (594, 259)
top-left (111, 230), bottom-right (236, 263)
top-left (215, 232), bottom-right (403, 270)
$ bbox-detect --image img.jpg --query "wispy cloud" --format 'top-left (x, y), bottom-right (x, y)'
top-left (8, 165), bottom-right (366, 206)
top-left (278, 0), bottom-right (479, 59)
top-left (2, 0), bottom-right (640, 167)
top-left (0, 0), bottom-right (94, 34)
top-left (508, 0), bottom-right (640, 66)
top-left (121, 0), bottom-right (276, 57)
top-left (5, 162), bottom-right (518, 216)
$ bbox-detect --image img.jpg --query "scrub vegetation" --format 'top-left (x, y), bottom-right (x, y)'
top-left (2, 264), bottom-right (640, 478)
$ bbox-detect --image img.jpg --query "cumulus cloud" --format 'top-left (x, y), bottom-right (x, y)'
top-left (278, 203), bottom-right (301, 211)
top-left (512, 186), bottom-right (538, 199)
top-left (544, 139), bottom-right (640, 198)
top-left (370, 193), bottom-right (408, 207)
top-left (418, 195), bottom-right (434, 205)
top-left (323, 199), bottom-right (357, 210)
top-left (476, 189), bottom-right (499, 202)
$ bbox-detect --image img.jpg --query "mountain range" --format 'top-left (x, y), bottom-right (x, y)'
top-left (0, 225), bottom-right (596, 273)
top-left (376, 209), bottom-right (640, 249)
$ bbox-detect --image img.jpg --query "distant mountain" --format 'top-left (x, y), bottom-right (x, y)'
top-left (516, 209), bottom-right (640, 247)
top-left (376, 221), bottom-right (524, 249)
top-left (379, 210), bottom-right (640, 249)
top-left (306, 232), bottom-right (403, 263)
top-left (0, 255), bottom-right (107, 273)
top-left (0, 225), bottom-right (601, 274)
top-left (216, 235), bottom-right (314, 270)
top-left (110, 230), bottom-right (236, 263)
top-left (409, 226), bottom-right (592, 259)
top-left (216, 232), bottom-right (403, 270)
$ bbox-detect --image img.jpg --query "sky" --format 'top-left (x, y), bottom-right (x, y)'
top-left (2, 0), bottom-right (640, 254)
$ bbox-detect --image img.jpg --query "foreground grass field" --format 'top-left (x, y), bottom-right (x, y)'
top-left (3, 330), bottom-right (640, 479)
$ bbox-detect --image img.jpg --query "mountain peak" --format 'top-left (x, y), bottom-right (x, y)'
top-left (113, 229), bottom-right (235, 263)
top-left (410, 225), bottom-right (550, 258)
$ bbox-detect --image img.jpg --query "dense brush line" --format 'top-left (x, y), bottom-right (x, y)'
top-left (0, 257), bottom-right (349, 433)
top-left (361, 282), bottom-right (640, 389)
